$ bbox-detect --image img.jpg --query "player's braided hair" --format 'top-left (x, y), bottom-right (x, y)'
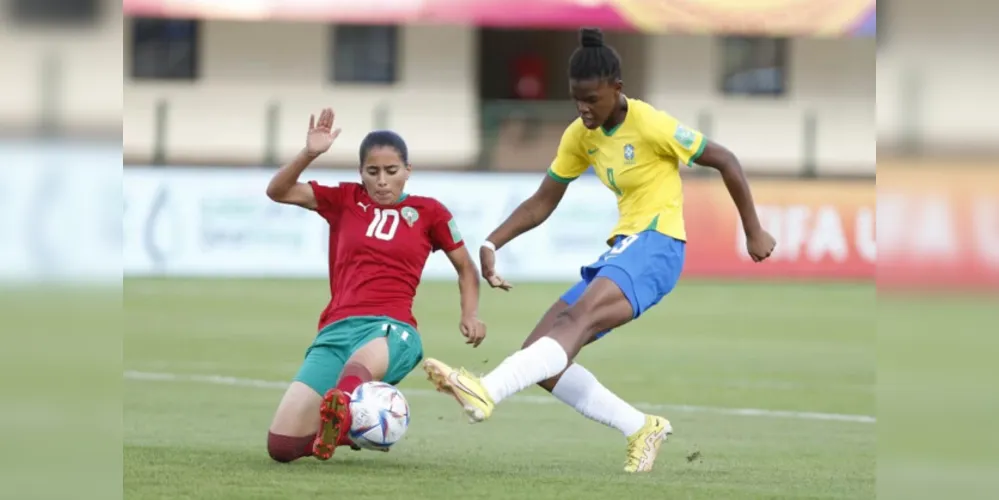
top-left (568, 27), bottom-right (622, 82)
top-left (359, 130), bottom-right (409, 165)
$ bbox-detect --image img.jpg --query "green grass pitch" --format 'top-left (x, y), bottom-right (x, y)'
top-left (124, 278), bottom-right (875, 499)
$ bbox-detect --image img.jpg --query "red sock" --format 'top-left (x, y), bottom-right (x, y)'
top-left (267, 432), bottom-right (315, 462)
top-left (336, 363), bottom-right (372, 395)
top-left (334, 363), bottom-right (373, 446)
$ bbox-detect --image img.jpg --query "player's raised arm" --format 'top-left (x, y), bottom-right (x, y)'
top-left (694, 140), bottom-right (776, 262)
top-left (266, 107), bottom-right (342, 210)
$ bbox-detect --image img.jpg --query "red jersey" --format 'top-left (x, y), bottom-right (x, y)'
top-left (308, 181), bottom-right (464, 331)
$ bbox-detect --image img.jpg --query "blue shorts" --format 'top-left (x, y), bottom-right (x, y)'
top-left (560, 231), bottom-right (685, 339)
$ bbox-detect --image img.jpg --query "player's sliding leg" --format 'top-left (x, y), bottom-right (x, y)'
top-left (269, 323), bottom-right (378, 463)
top-left (313, 337), bottom-right (389, 460)
top-left (267, 381), bottom-right (324, 462)
top-left (269, 338), bottom-right (357, 463)
top-left (312, 363), bottom-right (372, 459)
top-left (312, 318), bottom-right (425, 458)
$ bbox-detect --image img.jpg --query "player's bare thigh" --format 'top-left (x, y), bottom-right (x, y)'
top-left (344, 336), bottom-right (390, 381)
top-left (269, 382), bottom-right (323, 436)
top-left (269, 337), bottom-right (390, 436)
top-left (549, 277), bottom-right (632, 358)
top-left (524, 299), bottom-right (600, 393)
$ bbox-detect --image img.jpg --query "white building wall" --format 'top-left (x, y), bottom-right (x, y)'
top-left (876, 0), bottom-right (999, 150)
top-left (123, 21), bottom-right (479, 168)
top-left (643, 35), bottom-right (876, 175)
top-left (0, 4), bottom-right (122, 133)
top-left (0, 7), bottom-right (898, 175)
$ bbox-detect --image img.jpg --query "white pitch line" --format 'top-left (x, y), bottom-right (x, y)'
top-left (124, 370), bottom-right (876, 424)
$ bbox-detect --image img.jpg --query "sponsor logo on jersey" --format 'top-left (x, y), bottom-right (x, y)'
top-left (357, 202), bottom-right (370, 212)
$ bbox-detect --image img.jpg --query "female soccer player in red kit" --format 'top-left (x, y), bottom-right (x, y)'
top-left (264, 108), bottom-right (486, 462)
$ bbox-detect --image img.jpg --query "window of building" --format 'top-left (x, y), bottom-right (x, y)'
top-left (130, 18), bottom-right (199, 81)
top-left (720, 36), bottom-right (788, 97)
top-left (331, 25), bottom-right (399, 84)
top-left (8, 0), bottom-right (99, 26)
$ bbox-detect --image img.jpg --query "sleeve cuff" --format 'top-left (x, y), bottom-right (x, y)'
top-left (547, 168), bottom-right (578, 184)
top-left (686, 138), bottom-right (708, 167)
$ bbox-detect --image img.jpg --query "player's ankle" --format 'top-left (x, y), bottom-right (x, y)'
top-left (335, 427), bottom-right (353, 447)
top-left (336, 364), bottom-right (373, 396)
top-left (336, 409), bottom-right (353, 446)
top-left (335, 434), bottom-right (354, 447)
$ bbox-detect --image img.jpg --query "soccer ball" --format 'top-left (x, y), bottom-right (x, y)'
top-left (348, 381), bottom-right (410, 451)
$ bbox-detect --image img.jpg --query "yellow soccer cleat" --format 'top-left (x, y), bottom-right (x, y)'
top-left (624, 415), bottom-right (672, 473)
top-left (422, 358), bottom-right (495, 423)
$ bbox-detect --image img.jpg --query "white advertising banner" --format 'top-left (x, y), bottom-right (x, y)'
top-left (0, 142), bottom-right (121, 285)
top-left (123, 167), bottom-right (620, 281)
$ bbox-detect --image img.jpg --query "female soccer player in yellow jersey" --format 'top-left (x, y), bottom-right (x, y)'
top-left (423, 27), bottom-right (777, 473)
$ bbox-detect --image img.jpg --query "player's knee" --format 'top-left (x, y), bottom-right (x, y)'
top-left (521, 332), bottom-right (547, 350)
top-left (554, 306), bottom-right (582, 327)
top-left (556, 306), bottom-right (604, 336)
top-left (537, 376), bottom-right (560, 393)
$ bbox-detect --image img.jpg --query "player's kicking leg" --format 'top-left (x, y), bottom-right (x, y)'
top-left (423, 279), bottom-right (671, 472)
top-left (423, 279), bottom-right (629, 425)
top-left (423, 358), bottom-right (496, 422)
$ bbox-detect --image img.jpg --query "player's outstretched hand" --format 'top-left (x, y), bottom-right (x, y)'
top-left (746, 228), bottom-right (777, 262)
top-left (305, 107), bottom-right (341, 157)
top-left (479, 245), bottom-right (512, 291)
top-left (460, 316), bottom-right (487, 348)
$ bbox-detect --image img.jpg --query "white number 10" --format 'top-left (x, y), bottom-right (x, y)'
top-left (365, 208), bottom-right (400, 241)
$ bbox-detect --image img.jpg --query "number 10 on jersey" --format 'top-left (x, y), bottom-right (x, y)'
top-left (365, 208), bottom-right (401, 241)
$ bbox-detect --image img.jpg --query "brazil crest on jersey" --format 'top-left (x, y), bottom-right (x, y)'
top-left (547, 98), bottom-right (707, 244)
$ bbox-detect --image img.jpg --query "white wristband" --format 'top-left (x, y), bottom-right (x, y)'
top-left (480, 240), bottom-right (496, 252)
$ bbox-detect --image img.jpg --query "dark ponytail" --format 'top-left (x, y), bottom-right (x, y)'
top-left (569, 27), bottom-right (622, 82)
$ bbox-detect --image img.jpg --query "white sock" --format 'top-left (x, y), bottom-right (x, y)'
top-left (481, 337), bottom-right (569, 404)
top-left (551, 363), bottom-right (647, 437)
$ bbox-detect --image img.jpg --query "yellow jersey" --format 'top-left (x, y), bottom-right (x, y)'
top-left (547, 98), bottom-right (707, 244)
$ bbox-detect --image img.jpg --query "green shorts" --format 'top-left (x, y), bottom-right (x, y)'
top-left (293, 316), bottom-right (424, 395)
